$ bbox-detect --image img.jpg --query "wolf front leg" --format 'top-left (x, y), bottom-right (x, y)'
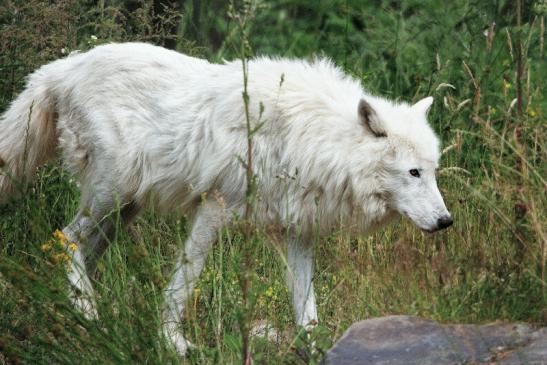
top-left (287, 238), bottom-right (318, 330)
top-left (162, 199), bottom-right (228, 357)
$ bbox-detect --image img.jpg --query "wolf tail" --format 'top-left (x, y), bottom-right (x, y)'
top-left (0, 69), bottom-right (58, 203)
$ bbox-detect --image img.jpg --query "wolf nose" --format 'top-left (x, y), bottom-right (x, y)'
top-left (437, 215), bottom-right (453, 230)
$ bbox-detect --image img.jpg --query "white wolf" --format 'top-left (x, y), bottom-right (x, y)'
top-left (0, 42), bottom-right (452, 355)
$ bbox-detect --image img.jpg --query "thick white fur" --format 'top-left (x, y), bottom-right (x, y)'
top-left (0, 42), bottom-right (451, 356)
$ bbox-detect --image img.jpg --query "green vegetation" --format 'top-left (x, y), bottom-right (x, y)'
top-left (0, 1), bottom-right (545, 364)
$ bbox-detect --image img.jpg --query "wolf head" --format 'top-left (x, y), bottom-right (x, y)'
top-left (358, 96), bottom-right (453, 232)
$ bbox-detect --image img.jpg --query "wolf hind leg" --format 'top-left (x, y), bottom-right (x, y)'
top-left (63, 188), bottom-right (141, 319)
top-left (63, 209), bottom-right (106, 320)
top-left (162, 199), bottom-right (228, 356)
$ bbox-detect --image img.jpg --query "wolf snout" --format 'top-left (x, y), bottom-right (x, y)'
top-left (437, 215), bottom-right (453, 230)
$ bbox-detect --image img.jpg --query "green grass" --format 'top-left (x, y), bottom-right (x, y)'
top-left (1, 1), bottom-right (546, 364)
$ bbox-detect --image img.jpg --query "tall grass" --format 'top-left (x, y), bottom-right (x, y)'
top-left (0, 1), bottom-right (545, 364)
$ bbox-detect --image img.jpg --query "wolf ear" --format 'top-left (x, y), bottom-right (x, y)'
top-left (358, 99), bottom-right (387, 138)
top-left (412, 96), bottom-right (434, 115)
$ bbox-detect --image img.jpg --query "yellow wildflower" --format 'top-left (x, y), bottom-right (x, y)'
top-left (53, 229), bottom-right (68, 245)
top-left (68, 243), bottom-right (78, 251)
top-left (41, 241), bottom-right (53, 252)
top-left (527, 107), bottom-right (537, 118)
top-left (52, 252), bottom-right (71, 264)
top-left (265, 286), bottom-right (274, 298)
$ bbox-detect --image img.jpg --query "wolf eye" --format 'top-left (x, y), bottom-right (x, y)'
top-left (409, 169), bottom-right (420, 177)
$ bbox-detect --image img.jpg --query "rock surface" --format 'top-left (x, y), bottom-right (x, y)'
top-left (322, 315), bottom-right (546, 365)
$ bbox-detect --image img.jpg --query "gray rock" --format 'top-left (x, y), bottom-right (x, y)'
top-left (322, 315), bottom-right (546, 365)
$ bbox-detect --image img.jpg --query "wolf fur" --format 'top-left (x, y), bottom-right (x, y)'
top-left (0, 42), bottom-right (452, 355)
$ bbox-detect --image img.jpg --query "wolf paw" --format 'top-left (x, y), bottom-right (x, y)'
top-left (70, 294), bottom-right (98, 320)
top-left (250, 320), bottom-right (282, 343)
top-left (163, 326), bottom-right (194, 357)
